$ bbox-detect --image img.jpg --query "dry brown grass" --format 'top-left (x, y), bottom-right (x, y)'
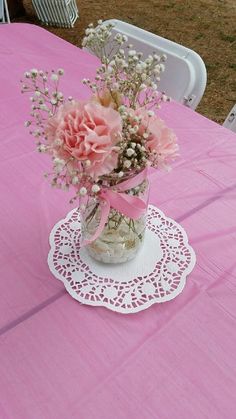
top-left (15, 0), bottom-right (236, 123)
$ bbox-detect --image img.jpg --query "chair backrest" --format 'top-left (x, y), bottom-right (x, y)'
top-left (32, 0), bottom-right (79, 28)
top-left (0, 0), bottom-right (10, 23)
top-left (223, 104), bottom-right (236, 133)
top-left (100, 19), bottom-right (207, 110)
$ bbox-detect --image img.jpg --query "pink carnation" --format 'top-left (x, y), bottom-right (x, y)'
top-left (45, 101), bottom-right (122, 178)
top-left (134, 109), bottom-right (178, 169)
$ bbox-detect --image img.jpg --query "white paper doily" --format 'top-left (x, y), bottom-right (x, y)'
top-left (48, 205), bottom-right (196, 314)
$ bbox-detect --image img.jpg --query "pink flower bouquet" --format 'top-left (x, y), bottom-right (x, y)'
top-left (21, 21), bottom-right (178, 263)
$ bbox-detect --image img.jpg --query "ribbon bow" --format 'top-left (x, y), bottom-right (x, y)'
top-left (82, 169), bottom-right (148, 246)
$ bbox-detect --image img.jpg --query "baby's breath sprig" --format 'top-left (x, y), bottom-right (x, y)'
top-left (20, 68), bottom-right (65, 142)
top-left (82, 21), bottom-right (170, 112)
top-left (82, 20), bottom-right (128, 64)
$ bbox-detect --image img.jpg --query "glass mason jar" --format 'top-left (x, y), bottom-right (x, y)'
top-left (80, 177), bottom-right (149, 264)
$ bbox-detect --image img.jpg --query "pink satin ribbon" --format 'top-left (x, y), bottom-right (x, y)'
top-left (82, 169), bottom-right (148, 246)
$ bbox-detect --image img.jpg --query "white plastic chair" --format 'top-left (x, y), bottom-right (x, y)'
top-left (100, 19), bottom-right (207, 110)
top-left (223, 104), bottom-right (236, 133)
top-left (32, 0), bottom-right (79, 28)
top-left (0, 0), bottom-right (10, 23)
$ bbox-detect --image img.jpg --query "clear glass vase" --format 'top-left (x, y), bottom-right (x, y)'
top-left (81, 178), bottom-right (149, 264)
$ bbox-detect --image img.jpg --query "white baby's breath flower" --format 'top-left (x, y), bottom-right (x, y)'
top-left (87, 34), bottom-right (94, 42)
top-left (72, 176), bottom-right (79, 185)
top-left (135, 64), bottom-right (143, 73)
top-left (159, 64), bottom-right (165, 72)
top-left (145, 57), bottom-right (152, 65)
top-left (40, 104), bottom-right (49, 111)
top-left (128, 50), bottom-right (137, 57)
top-left (37, 144), bottom-right (47, 152)
top-left (148, 110), bottom-right (155, 117)
top-left (139, 83), bottom-right (146, 91)
top-left (33, 129), bottom-right (41, 137)
top-left (54, 138), bottom-right (63, 146)
top-left (114, 33), bottom-right (122, 41)
top-left (143, 132), bottom-right (149, 139)
top-left (57, 92), bottom-right (64, 100)
top-left (153, 69), bottom-right (160, 76)
top-left (140, 62), bottom-right (147, 70)
top-left (84, 160), bottom-right (91, 167)
top-left (30, 69), bottom-right (38, 77)
top-left (51, 73), bottom-right (59, 81)
top-left (117, 58), bottom-right (126, 67)
top-left (153, 54), bottom-right (160, 61)
top-left (106, 66), bottom-right (113, 74)
top-left (126, 148), bottom-right (135, 157)
top-left (54, 158), bottom-right (65, 165)
top-left (57, 68), bottom-right (64, 76)
top-left (118, 105), bottom-right (126, 113)
top-left (124, 160), bottom-right (132, 168)
top-left (82, 37), bottom-right (88, 47)
top-left (79, 187), bottom-right (87, 196)
top-left (92, 184), bottom-right (100, 193)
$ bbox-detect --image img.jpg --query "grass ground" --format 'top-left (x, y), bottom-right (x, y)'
top-left (15, 0), bottom-right (236, 123)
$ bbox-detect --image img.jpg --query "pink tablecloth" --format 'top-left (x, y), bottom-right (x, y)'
top-left (1, 23), bottom-right (236, 419)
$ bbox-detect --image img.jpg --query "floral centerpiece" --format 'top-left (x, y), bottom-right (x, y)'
top-left (21, 20), bottom-right (178, 264)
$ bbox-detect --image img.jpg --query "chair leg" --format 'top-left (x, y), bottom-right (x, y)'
top-left (4, 0), bottom-right (10, 22)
